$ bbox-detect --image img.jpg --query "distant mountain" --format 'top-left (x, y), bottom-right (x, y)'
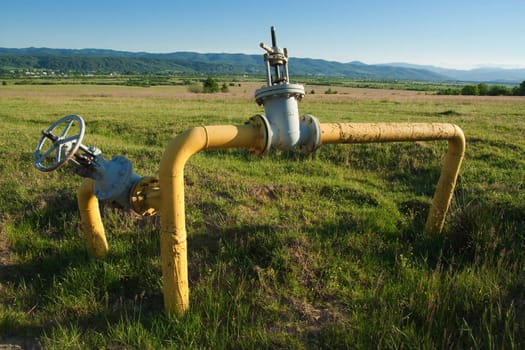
top-left (1, 47), bottom-right (523, 83)
top-left (288, 58), bottom-right (449, 81)
top-left (384, 63), bottom-right (525, 83)
top-left (0, 48), bottom-right (265, 75)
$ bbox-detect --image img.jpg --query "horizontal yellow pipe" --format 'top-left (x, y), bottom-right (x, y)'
top-left (77, 178), bottom-right (108, 258)
top-left (320, 122), bottom-right (466, 234)
top-left (320, 122), bottom-right (462, 144)
top-left (159, 123), bottom-right (266, 315)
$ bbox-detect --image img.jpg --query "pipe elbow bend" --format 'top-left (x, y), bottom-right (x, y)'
top-left (450, 124), bottom-right (466, 156)
top-left (77, 178), bottom-right (108, 258)
top-left (159, 127), bottom-right (208, 176)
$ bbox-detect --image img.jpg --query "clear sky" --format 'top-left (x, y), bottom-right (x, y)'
top-left (1, 0), bottom-right (524, 69)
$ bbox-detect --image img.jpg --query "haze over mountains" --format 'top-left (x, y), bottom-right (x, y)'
top-left (1, 47), bottom-right (524, 83)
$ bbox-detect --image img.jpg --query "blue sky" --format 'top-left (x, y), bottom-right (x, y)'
top-left (1, 0), bottom-right (524, 69)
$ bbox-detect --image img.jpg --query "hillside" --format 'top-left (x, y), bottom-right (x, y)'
top-left (385, 62), bottom-right (525, 84)
top-left (1, 47), bottom-right (524, 82)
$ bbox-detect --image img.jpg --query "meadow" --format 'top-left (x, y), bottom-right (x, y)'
top-left (0, 82), bottom-right (524, 349)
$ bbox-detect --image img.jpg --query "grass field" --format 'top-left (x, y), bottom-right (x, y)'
top-left (1, 82), bottom-right (524, 349)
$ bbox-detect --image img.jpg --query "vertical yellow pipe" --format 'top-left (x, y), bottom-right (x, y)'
top-left (159, 123), bottom-right (265, 315)
top-left (77, 178), bottom-right (108, 258)
top-left (425, 125), bottom-right (465, 234)
top-left (320, 122), bottom-right (465, 235)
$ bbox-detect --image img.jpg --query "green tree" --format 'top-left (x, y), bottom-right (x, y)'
top-left (220, 83), bottom-right (229, 93)
top-left (461, 84), bottom-right (479, 96)
top-left (478, 83), bottom-right (489, 95)
top-left (202, 76), bottom-right (219, 93)
top-left (488, 85), bottom-right (511, 96)
top-left (514, 80), bottom-right (525, 96)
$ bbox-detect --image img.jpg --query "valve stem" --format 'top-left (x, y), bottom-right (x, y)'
top-left (260, 26), bottom-right (288, 85)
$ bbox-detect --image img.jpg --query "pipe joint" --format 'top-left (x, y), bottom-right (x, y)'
top-left (298, 114), bottom-right (322, 153)
top-left (130, 176), bottom-right (160, 216)
top-left (248, 115), bottom-right (272, 155)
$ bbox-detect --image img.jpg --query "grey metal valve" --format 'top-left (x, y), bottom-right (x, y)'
top-left (34, 114), bottom-right (141, 209)
top-left (254, 27), bottom-right (321, 153)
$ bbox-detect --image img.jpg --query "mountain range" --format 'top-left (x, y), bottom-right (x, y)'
top-left (1, 47), bottom-right (524, 83)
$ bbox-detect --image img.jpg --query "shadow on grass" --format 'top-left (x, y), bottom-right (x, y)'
top-left (1, 190), bottom-right (276, 346)
top-left (4, 180), bottom-right (523, 348)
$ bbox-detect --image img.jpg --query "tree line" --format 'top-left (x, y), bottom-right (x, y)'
top-left (438, 81), bottom-right (525, 96)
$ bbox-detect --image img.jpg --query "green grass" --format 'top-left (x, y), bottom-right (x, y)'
top-left (0, 84), bottom-right (524, 348)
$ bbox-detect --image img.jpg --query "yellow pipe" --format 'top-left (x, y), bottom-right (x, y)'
top-left (320, 122), bottom-right (466, 234)
top-left (75, 118), bottom-right (463, 316)
top-left (159, 122), bottom-right (266, 315)
top-left (77, 178), bottom-right (108, 258)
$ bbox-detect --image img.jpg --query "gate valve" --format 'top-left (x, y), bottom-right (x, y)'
top-left (260, 26), bottom-right (289, 85)
top-left (254, 27), bottom-right (321, 153)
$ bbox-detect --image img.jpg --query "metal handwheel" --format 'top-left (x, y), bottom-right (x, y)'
top-left (34, 114), bottom-right (85, 172)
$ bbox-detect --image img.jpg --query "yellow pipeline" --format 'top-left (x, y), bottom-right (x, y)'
top-left (77, 178), bottom-right (108, 258)
top-left (319, 122), bottom-right (466, 234)
top-left (75, 119), bottom-right (463, 316)
top-left (159, 121), bottom-right (266, 315)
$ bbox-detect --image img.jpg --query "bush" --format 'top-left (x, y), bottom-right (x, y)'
top-left (187, 83), bottom-right (202, 93)
top-left (220, 83), bottom-right (229, 93)
top-left (202, 77), bottom-right (219, 93)
top-left (438, 88), bottom-right (461, 95)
